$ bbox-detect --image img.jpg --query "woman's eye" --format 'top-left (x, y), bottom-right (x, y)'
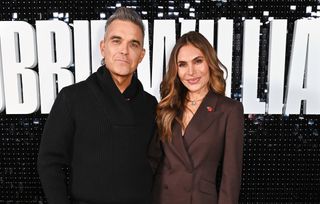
top-left (195, 59), bottom-right (203, 64)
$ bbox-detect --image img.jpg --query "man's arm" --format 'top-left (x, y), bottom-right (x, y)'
top-left (37, 89), bottom-right (74, 204)
top-left (148, 130), bottom-right (164, 174)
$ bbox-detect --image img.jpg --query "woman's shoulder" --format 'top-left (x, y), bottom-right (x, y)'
top-left (211, 92), bottom-right (243, 112)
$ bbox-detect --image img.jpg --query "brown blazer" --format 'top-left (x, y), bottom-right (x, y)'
top-left (152, 91), bottom-right (244, 204)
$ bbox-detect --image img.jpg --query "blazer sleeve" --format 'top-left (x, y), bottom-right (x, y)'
top-left (218, 101), bottom-right (244, 204)
top-left (37, 88), bottom-right (74, 204)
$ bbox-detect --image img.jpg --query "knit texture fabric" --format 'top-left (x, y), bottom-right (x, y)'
top-left (38, 66), bottom-right (158, 204)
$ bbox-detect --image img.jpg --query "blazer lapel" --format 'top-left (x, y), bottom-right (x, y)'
top-left (168, 121), bottom-right (193, 171)
top-left (183, 91), bottom-right (220, 147)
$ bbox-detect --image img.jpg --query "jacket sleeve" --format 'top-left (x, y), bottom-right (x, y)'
top-left (218, 101), bottom-right (244, 204)
top-left (37, 88), bottom-right (74, 204)
top-left (147, 129), bottom-right (164, 174)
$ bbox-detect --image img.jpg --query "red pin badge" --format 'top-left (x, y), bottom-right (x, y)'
top-left (206, 106), bottom-right (213, 112)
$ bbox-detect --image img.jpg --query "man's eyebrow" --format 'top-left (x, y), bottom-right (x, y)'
top-left (108, 35), bottom-right (142, 46)
top-left (109, 35), bottom-right (122, 40)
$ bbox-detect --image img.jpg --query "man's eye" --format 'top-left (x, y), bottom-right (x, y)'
top-left (131, 42), bottom-right (139, 48)
top-left (112, 39), bottom-right (121, 44)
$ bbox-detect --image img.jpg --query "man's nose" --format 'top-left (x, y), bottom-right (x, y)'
top-left (119, 43), bottom-right (129, 55)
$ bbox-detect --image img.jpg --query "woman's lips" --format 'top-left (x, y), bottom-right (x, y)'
top-left (186, 77), bottom-right (200, 85)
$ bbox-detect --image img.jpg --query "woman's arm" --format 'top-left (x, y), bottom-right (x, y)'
top-left (218, 101), bottom-right (244, 204)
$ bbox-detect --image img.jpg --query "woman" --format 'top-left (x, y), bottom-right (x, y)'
top-left (153, 31), bottom-right (244, 204)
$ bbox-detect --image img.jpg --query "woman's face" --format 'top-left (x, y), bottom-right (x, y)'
top-left (177, 44), bottom-right (210, 96)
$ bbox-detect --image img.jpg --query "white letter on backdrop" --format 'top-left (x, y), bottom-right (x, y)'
top-left (151, 20), bottom-right (176, 100)
top-left (90, 20), bottom-right (106, 73)
top-left (285, 19), bottom-right (320, 114)
top-left (267, 20), bottom-right (287, 114)
top-left (36, 20), bottom-right (74, 113)
top-left (242, 19), bottom-right (265, 114)
top-left (0, 21), bottom-right (39, 114)
top-left (217, 19), bottom-right (233, 97)
top-left (74, 20), bottom-right (91, 82)
top-left (137, 20), bottom-right (153, 96)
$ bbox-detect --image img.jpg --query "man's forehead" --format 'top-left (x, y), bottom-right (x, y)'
top-left (106, 20), bottom-right (143, 35)
top-left (105, 20), bottom-right (144, 44)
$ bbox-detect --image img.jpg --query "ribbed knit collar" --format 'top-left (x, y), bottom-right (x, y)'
top-left (96, 65), bottom-right (141, 102)
top-left (87, 65), bottom-right (151, 125)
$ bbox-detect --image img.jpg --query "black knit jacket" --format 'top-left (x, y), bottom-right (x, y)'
top-left (38, 66), bottom-right (158, 204)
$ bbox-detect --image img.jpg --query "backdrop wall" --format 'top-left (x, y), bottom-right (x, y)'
top-left (0, 0), bottom-right (319, 203)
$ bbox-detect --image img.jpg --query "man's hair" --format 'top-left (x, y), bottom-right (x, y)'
top-left (105, 7), bottom-right (145, 38)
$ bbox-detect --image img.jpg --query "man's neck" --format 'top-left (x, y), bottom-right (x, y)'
top-left (110, 73), bottom-right (133, 93)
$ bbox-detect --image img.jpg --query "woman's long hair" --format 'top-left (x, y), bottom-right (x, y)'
top-left (156, 31), bottom-right (227, 142)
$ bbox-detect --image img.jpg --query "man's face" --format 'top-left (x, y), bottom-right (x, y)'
top-left (100, 20), bottom-right (145, 81)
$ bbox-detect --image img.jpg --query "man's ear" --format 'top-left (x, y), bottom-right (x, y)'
top-left (99, 40), bottom-right (105, 56)
top-left (139, 48), bottom-right (146, 63)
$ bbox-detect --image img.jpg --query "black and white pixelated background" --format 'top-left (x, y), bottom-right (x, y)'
top-left (0, 0), bottom-right (320, 203)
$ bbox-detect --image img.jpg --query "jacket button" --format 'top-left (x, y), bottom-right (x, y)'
top-left (164, 185), bottom-right (168, 189)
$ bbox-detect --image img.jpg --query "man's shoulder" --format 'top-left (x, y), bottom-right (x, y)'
top-left (135, 77), bottom-right (158, 105)
top-left (58, 74), bottom-right (97, 100)
top-left (141, 90), bottom-right (158, 106)
top-left (143, 91), bottom-right (157, 101)
top-left (60, 80), bottom-right (88, 95)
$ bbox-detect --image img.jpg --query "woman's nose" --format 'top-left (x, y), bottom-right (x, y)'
top-left (187, 64), bottom-right (195, 75)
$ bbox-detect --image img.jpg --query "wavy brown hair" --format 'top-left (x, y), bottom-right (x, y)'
top-left (156, 31), bottom-right (227, 142)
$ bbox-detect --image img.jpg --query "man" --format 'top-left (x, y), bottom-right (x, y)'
top-left (38, 7), bottom-right (157, 204)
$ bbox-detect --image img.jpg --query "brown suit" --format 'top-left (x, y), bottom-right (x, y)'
top-left (153, 91), bottom-right (244, 204)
